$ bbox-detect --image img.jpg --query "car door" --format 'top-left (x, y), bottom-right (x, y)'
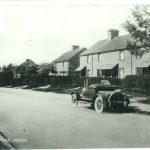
top-left (83, 86), bottom-right (96, 99)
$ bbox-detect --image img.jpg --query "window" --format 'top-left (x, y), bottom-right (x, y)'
top-left (119, 68), bottom-right (124, 78)
top-left (60, 72), bottom-right (66, 76)
top-left (87, 55), bottom-right (92, 64)
top-left (119, 51), bottom-right (124, 61)
top-left (87, 69), bottom-right (90, 77)
top-left (55, 63), bottom-right (57, 68)
top-left (97, 69), bottom-right (102, 77)
top-left (136, 67), bottom-right (150, 75)
top-left (136, 67), bottom-right (142, 75)
top-left (62, 62), bottom-right (64, 68)
top-left (98, 54), bottom-right (102, 62)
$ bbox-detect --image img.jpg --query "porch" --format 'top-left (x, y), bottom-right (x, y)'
top-left (97, 64), bottom-right (119, 78)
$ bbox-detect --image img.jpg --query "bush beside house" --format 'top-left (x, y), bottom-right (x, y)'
top-left (0, 59), bottom-right (150, 94)
top-left (13, 75), bottom-right (150, 94)
top-left (123, 75), bottom-right (150, 93)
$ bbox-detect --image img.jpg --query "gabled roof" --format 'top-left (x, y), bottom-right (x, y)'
top-left (19, 59), bottom-right (38, 67)
top-left (53, 48), bottom-right (86, 63)
top-left (81, 34), bottom-right (131, 56)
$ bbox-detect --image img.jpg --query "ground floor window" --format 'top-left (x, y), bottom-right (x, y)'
top-left (87, 69), bottom-right (90, 77)
top-left (136, 67), bottom-right (142, 75)
top-left (119, 68), bottom-right (124, 78)
top-left (136, 66), bottom-right (150, 75)
top-left (97, 69), bottom-right (102, 77)
top-left (60, 71), bottom-right (66, 76)
top-left (97, 65), bottom-right (118, 78)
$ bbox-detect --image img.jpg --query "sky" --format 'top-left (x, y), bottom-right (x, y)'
top-left (0, 3), bottom-right (136, 66)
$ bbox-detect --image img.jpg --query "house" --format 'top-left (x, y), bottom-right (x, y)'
top-left (77, 29), bottom-right (150, 78)
top-left (19, 59), bottom-right (38, 68)
top-left (17, 59), bottom-right (38, 76)
top-left (52, 45), bottom-right (86, 76)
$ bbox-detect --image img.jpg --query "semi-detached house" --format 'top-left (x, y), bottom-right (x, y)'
top-left (53, 45), bottom-right (86, 76)
top-left (76, 29), bottom-right (150, 78)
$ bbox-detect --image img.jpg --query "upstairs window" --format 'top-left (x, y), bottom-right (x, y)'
top-left (55, 63), bottom-right (57, 68)
top-left (119, 51), bottom-right (124, 61)
top-left (98, 54), bottom-right (102, 62)
top-left (87, 55), bottom-right (92, 64)
top-left (62, 62), bottom-right (64, 68)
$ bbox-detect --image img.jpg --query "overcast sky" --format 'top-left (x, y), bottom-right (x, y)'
top-left (0, 3), bottom-right (135, 66)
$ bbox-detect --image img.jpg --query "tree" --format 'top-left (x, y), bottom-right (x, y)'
top-left (1, 63), bottom-right (17, 85)
top-left (123, 5), bottom-right (150, 56)
top-left (2, 63), bottom-right (15, 75)
top-left (37, 63), bottom-right (57, 76)
top-left (18, 65), bottom-right (38, 76)
top-left (17, 59), bottom-right (38, 76)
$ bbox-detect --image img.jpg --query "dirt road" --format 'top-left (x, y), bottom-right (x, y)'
top-left (0, 87), bottom-right (150, 149)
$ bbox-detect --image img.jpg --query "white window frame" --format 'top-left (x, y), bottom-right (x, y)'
top-left (97, 69), bottom-right (102, 77)
top-left (136, 67), bottom-right (142, 75)
top-left (87, 69), bottom-right (90, 77)
top-left (119, 68), bottom-right (124, 78)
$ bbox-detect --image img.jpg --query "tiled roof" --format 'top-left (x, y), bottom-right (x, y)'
top-left (53, 48), bottom-right (86, 63)
top-left (19, 59), bottom-right (38, 67)
top-left (81, 34), bottom-right (131, 56)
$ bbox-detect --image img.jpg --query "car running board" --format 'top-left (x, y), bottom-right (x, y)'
top-left (77, 101), bottom-right (93, 105)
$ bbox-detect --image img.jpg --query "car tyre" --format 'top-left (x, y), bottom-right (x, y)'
top-left (71, 94), bottom-right (78, 107)
top-left (95, 97), bottom-right (103, 113)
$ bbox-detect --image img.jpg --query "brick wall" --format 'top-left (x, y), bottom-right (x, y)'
top-left (55, 62), bottom-right (69, 76)
top-left (119, 49), bottom-right (150, 78)
top-left (80, 50), bottom-right (150, 78)
top-left (81, 51), bottom-right (120, 77)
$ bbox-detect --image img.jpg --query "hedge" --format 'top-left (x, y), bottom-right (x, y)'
top-left (0, 72), bottom-right (13, 86)
top-left (0, 73), bottom-right (150, 93)
top-left (123, 75), bottom-right (150, 92)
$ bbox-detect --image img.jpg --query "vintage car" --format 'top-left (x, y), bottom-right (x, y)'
top-left (71, 80), bottom-right (130, 113)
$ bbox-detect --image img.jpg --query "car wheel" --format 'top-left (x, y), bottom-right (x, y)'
top-left (95, 97), bottom-right (103, 113)
top-left (71, 94), bottom-right (78, 107)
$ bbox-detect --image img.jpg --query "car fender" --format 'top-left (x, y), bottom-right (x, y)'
top-left (70, 91), bottom-right (81, 100)
top-left (108, 91), bottom-right (125, 104)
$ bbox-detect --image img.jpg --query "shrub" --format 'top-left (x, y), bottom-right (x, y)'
top-left (123, 75), bottom-right (150, 92)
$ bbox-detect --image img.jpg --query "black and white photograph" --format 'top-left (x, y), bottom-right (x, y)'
top-left (0, 0), bottom-right (150, 149)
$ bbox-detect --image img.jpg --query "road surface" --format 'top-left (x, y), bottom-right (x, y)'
top-left (0, 87), bottom-right (150, 149)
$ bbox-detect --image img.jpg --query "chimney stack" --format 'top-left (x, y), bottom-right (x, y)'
top-left (26, 59), bottom-right (31, 62)
top-left (108, 29), bottom-right (119, 40)
top-left (72, 45), bottom-right (79, 50)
